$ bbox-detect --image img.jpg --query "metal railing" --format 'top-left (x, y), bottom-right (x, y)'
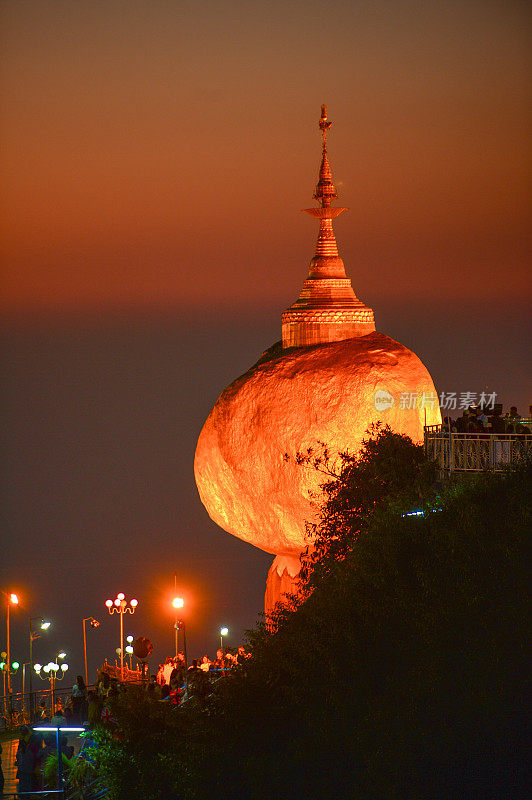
top-left (1, 685), bottom-right (93, 729)
top-left (424, 426), bottom-right (532, 473)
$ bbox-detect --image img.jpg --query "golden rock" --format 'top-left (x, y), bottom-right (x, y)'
top-left (194, 107), bottom-right (441, 613)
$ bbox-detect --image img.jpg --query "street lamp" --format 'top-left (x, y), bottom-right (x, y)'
top-left (172, 596), bottom-right (184, 658)
top-left (29, 616), bottom-right (51, 722)
top-left (34, 653), bottom-right (69, 716)
top-left (82, 617), bottom-right (100, 687)
top-left (173, 602), bottom-right (188, 689)
top-left (0, 654), bottom-right (6, 715)
top-left (220, 626), bottom-right (229, 651)
top-left (125, 635), bottom-right (134, 669)
top-left (4, 592), bottom-right (19, 716)
top-left (0, 654), bottom-right (20, 718)
top-left (105, 593), bottom-right (138, 681)
top-left (21, 662), bottom-right (31, 708)
top-left (172, 594), bottom-right (188, 688)
top-left (6, 594), bottom-right (18, 693)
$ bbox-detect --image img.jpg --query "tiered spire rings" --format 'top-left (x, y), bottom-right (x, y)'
top-left (281, 106), bottom-right (375, 348)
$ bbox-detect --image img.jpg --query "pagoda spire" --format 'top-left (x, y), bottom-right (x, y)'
top-left (302, 105), bottom-right (349, 278)
top-left (281, 105), bottom-right (375, 348)
top-left (314, 104), bottom-right (337, 207)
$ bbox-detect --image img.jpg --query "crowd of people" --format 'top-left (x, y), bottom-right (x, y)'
top-left (13, 723), bottom-right (76, 795)
top-left (149, 646), bottom-right (251, 705)
top-left (155, 646), bottom-right (250, 687)
top-left (7, 673), bottom-right (116, 793)
top-left (10, 650), bottom-right (253, 795)
top-left (442, 405), bottom-right (531, 435)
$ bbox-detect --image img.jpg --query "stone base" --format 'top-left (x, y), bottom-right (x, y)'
top-left (264, 554), bottom-right (303, 617)
top-left (282, 320), bottom-right (376, 348)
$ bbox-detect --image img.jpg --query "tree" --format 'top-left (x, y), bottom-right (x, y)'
top-left (96, 438), bottom-right (530, 799)
top-left (290, 424), bottom-right (437, 593)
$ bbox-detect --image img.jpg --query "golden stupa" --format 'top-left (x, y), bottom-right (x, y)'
top-left (195, 107), bottom-right (441, 613)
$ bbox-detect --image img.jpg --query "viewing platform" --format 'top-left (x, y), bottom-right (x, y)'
top-left (424, 424), bottom-right (532, 473)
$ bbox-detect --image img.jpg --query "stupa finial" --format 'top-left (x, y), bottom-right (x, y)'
top-left (319, 104), bottom-right (332, 145)
top-left (313, 105), bottom-right (338, 207)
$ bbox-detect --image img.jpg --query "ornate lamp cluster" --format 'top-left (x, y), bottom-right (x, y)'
top-left (34, 655), bottom-right (68, 678)
top-left (105, 593), bottom-right (138, 680)
top-left (34, 651), bottom-right (68, 715)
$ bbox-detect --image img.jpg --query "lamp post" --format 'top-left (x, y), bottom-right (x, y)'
top-left (82, 617), bottom-right (100, 687)
top-left (21, 662), bottom-right (30, 713)
top-left (0, 654), bottom-right (20, 718)
top-left (220, 626), bottom-right (229, 651)
top-left (105, 594), bottom-right (138, 681)
top-left (29, 617), bottom-right (51, 722)
top-left (126, 636), bottom-right (134, 669)
top-left (0, 654), bottom-right (6, 716)
top-left (34, 653), bottom-right (68, 716)
top-left (172, 596), bottom-right (184, 657)
top-left (5, 592), bottom-right (18, 717)
top-left (6, 594), bottom-right (18, 694)
top-left (173, 607), bottom-right (188, 691)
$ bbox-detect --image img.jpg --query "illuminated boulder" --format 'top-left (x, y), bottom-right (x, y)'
top-left (194, 107), bottom-right (441, 613)
top-left (195, 333), bottom-right (440, 596)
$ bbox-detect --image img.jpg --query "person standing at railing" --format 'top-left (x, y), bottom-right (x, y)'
top-left (505, 406), bottom-right (525, 434)
top-left (17, 730), bottom-right (43, 796)
top-left (441, 417), bottom-right (455, 434)
top-left (475, 406), bottom-right (489, 430)
top-left (455, 409), bottom-right (469, 432)
top-left (72, 674), bottom-right (87, 723)
top-left (97, 670), bottom-right (110, 699)
top-left (489, 408), bottom-right (506, 434)
top-left (199, 655), bottom-right (213, 672)
top-left (212, 648), bottom-right (227, 670)
top-left (169, 652), bottom-right (186, 687)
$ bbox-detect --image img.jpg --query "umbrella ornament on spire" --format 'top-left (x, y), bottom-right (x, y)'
top-left (313, 105), bottom-right (338, 209)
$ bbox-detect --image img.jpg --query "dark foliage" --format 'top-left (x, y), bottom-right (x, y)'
top-left (96, 437), bottom-right (530, 800)
top-left (291, 424), bottom-right (438, 590)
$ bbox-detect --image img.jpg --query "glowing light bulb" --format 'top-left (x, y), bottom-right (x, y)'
top-left (130, 599), bottom-right (138, 607)
top-left (117, 593), bottom-right (125, 601)
top-left (105, 599), bottom-right (113, 608)
top-left (114, 598), bottom-right (121, 607)
top-left (220, 627), bottom-right (229, 636)
top-left (10, 593), bottom-right (18, 604)
top-left (172, 597), bottom-right (184, 609)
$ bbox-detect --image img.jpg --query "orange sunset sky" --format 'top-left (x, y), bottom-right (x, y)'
top-left (0, 0), bottom-right (530, 672)
top-left (1, 0), bottom-right (530, 312)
